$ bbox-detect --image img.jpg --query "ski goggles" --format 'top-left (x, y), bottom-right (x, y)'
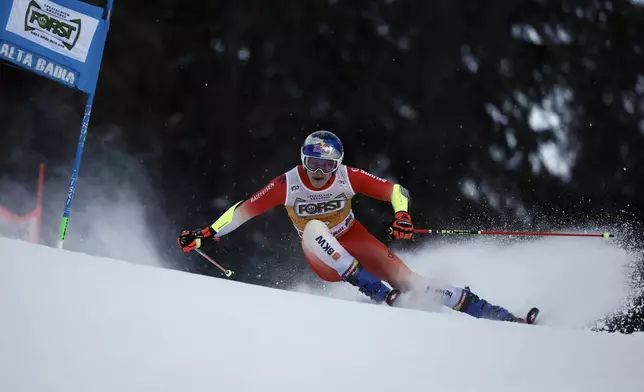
top-left (302, 156), bottom-right (340, 174)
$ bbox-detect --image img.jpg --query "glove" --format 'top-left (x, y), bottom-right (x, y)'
top-left (388, 211), bottom-right (414, 240)
top-left (177, 226), bottom-right (216, 252)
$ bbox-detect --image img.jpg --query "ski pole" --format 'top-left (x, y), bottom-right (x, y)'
top-left (195, 249), bottom-right (234, 277)
top-left (413, 229), bottom-right (614, 239)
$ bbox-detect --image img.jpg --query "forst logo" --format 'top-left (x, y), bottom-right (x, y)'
top-left (25, 0), bottom-right (81, 50)
top-left (297, 200), bottom-right (344, 216)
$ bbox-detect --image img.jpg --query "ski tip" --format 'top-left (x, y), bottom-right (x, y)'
top-left (526, 307), bottom-right (540, 325)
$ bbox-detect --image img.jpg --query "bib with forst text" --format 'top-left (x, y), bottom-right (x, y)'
top-left (284, 165), bottom-right (356, 237)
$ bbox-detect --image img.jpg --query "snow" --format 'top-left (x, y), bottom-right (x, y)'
top-left (298, 235), bottom-right (634, 330)
top-left (1, 237), bottom-right (643, 392)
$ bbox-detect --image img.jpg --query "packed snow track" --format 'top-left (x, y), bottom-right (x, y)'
top-left (0, 238), bottom-right (643, 392)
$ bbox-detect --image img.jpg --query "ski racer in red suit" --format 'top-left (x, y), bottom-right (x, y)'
top-left (178, 131), bottom-right (531, 323)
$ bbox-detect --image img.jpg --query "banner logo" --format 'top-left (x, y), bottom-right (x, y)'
top-left (25, 0), bottom-right (81, 51)
top-left (6, 0), bottom-right (99, 63)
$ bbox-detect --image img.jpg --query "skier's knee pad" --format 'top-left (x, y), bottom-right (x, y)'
top-left (302, 220), bottom-right (355, 276)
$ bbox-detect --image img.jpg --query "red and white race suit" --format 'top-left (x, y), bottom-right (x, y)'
top-left (214, 165), bottom-right (416, 290)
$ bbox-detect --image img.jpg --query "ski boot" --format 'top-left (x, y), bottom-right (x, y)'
top-left (454, 287), bottom-right (522, 322)
top-left (342, 260), bottom-right (400, 306)
top-left (459, 286), bottom-right (540, 324)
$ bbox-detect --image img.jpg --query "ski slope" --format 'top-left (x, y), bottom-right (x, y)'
top-left (1, 237), bottom-right (643, 392)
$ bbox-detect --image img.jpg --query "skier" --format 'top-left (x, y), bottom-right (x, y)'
top-left (178, 130), bottom-right (535, 323)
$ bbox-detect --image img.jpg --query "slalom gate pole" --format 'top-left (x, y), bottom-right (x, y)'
top-left (195, 249), bottom-right (234, 277)
top-left (57, 95), bottom-right (94, 248)
top-left (35, 163), bottom-right (45, 244)
top-left (0, 0), bottom-right (114, 248)
top-left (413, 229), bottom-right (614, 239)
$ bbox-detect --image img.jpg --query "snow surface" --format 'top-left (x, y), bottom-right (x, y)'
top-left (1, 237), bottom-right (643, 392)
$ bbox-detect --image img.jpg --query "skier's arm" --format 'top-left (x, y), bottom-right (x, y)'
top-left (346, 168), bottom-right (411, 213)
top-left (178, 177), bottom-right (286, 252)
top-left (347, 167), bottom-right (413, 240)
top-left (210, 174), bottom-right (287, 238)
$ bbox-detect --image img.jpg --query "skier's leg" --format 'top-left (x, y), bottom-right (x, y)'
top-left (339, 222), bottom-right (521, 321)
top-left (338, 222), bottom-right (460, 309)
top-left (302, 220), bottom-right (399, 304)
top-left (302, 244), bottom-right (342, 282)
top-left (337, 220), bottom-right (424, 291)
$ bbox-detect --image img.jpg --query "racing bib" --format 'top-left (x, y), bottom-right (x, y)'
top-left (284, 165), bottom-right (356, 237)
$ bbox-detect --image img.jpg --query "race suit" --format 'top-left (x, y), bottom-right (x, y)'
top-left (208, 165), bottom-right (415, 290)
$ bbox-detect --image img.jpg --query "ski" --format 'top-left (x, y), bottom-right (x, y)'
top-left (511, 307), bottom-right (540, 324)
top-left (525, 307), bottom-right (539, 325)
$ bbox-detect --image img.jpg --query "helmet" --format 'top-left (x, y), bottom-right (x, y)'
top-left (301, 130), bottom-right (344, 174)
